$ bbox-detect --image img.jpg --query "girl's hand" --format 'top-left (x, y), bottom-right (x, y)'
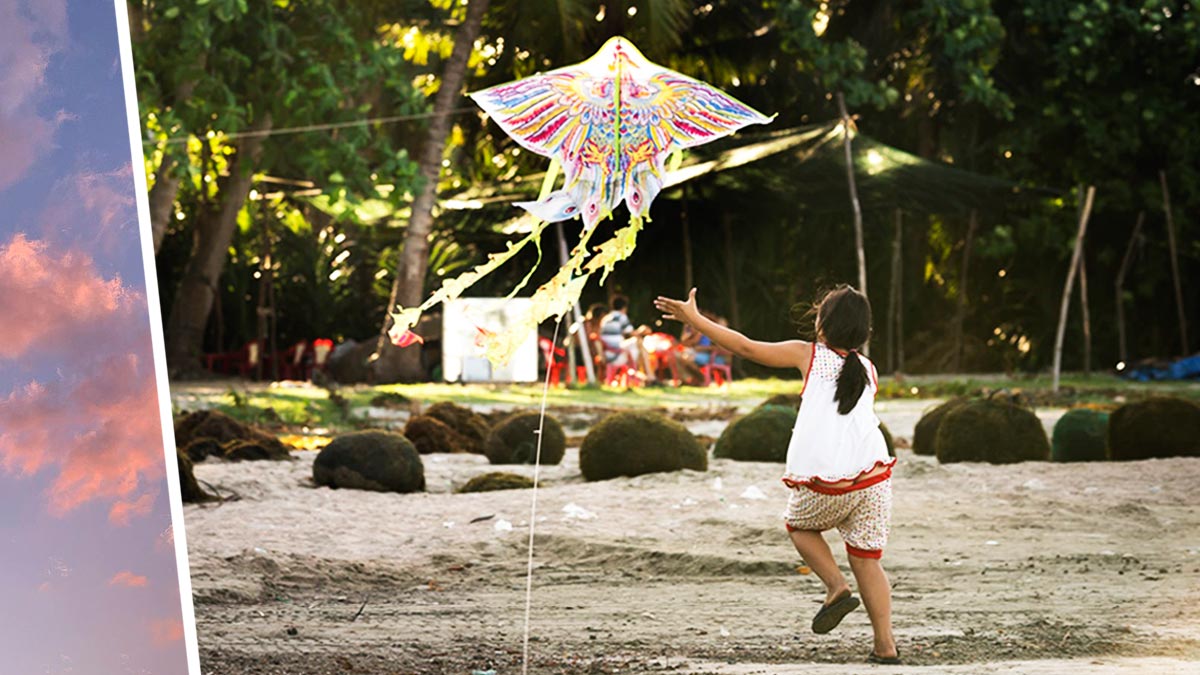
top-left (654, 288), bottom-right (700, 326)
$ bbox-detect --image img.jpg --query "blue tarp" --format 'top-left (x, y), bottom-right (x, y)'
top-left (1123, 353), bottom-right (1200, 381)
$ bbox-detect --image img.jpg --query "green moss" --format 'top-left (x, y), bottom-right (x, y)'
top-left (223, 439), bottom-right (291, 461)
top-left (404, 415), bottom-right (462, 454)
top-left (935, 399), bottom-right (1049, 464)
top-left (579, 411), bottom-right (707, 481)
top-left (458, 471), bottom-right (535, 493)
top-left (913, 398), bottom-right (969, 456)
top-left (313, 431), bottom-right (425, 493)
top-left (1108, 397), bottom-right (1200, 461)
top-left (714, 405), bottom-right (794, 462)
top-left (1051, 409), bottom-right (1110, 462)
top-left (756, 393), bottom-right (802, 412)
top-left (174, 410), bottom-right (290, 460)
top-left (424, 402), bottom-right (489, 454)
top-left (485, 412), bottom-right (566, 465)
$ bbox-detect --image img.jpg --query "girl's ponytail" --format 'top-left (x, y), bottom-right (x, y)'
top-left (834, 349), bottom-right (869, 415)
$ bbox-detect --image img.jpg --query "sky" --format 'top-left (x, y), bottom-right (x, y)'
top-left (0, 1), bottom-right (189, 673)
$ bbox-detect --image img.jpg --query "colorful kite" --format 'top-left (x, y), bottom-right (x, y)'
top-left (389, 37), bottom-right (773, 364)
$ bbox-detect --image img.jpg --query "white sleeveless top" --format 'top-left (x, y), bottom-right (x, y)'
top-left (782, 342), bottom-right (895, 487)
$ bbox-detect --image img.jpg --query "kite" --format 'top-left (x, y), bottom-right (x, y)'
top-left (389, 37), bottom-right (773, 363)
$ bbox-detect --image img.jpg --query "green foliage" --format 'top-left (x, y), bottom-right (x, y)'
top-left (485, 412), bottom-right (567, 465)
top-left (1108, 397), bottom-right (1200, 461)
top-left (579, 411), bottom-right (707, 481)
top-left (714, 405), bottom-right (794, 462)
top-left (935, 399), bottom-right (1050, 464)
top-left (1051, 408), bottom-right (1110, 462)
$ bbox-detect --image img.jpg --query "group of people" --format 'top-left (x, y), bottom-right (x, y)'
top-left (580, 295), bottom-right (729, 386)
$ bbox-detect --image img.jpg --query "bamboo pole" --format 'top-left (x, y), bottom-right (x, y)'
top-left (1160, 170), bottom-right (1189, 355)
top-left (888, 209), bottom-right (903, 373)
top-left (836, 92), bottom-right (868, 356)
top-left (1079, 255), bottom-right (1091, 377)
top-left (555, 222), bottom-right (595, 384)
top-left (1052, 186), bottom-right (1096, 392)
top-left (952, 210), bottom-right (977, 372)
top-left (1115, 211), bottom-right (1145, 364)
top-left (681, 184), bottom-right (694, 292)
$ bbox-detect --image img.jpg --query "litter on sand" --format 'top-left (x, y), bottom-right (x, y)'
top-left (494, 520), bottom-right (513, 532)
top-left (562, 503), bottom-right (597, 520)
top-left (740, 485), bottom-right (768, 500)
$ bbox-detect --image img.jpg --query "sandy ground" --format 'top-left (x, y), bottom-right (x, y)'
top-left (184, 400), bottom-right (1200, 674)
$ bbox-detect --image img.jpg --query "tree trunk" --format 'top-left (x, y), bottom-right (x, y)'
top-left (836, 92), bottom-right (868, 355)
top-left (1115, 211), bottom-right (1145, 364)
top-left (888, 208), bottom-right (902, 374)
top-left (372, 0), bottom-right (490, 383)
top-left (1078, 255), bottom-right (1091, 376)
top-left (952, 210), bottom-right (977, 372)
top-left (1160, 170), bottom-right (1189, 356)
top-left (681, 184), bottom-right (693, 292)
top-left (1052, 186), bottom-right (1096, 392)
top-left (164, 113), bottom-right (271, 372)
top-left (721, 213), bottom-right (740, 331)
top-left (149, 58), bottom-right (202, 254)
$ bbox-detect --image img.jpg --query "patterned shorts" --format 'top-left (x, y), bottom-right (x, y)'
top-left (783, 478), bottom-right (892, 558)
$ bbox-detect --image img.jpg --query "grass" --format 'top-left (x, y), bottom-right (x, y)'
top-left (170, 373), bottom-right (1200, 434)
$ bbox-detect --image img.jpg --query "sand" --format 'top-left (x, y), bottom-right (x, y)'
top-left (184, 400), bottom-right (1200, 674)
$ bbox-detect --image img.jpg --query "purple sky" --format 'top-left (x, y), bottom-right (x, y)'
top-left (0, 1), bottom-right (189, 674)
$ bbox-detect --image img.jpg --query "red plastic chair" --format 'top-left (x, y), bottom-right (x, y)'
top-left (278, 341), bottom-right (308, 380)
top-left (697, 345), bottom-right (733, 386)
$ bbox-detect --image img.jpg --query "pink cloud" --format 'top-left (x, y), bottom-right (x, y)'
top-left (0, 234), bottom-right (137, 360)
top-left (148, 618), bottom-right (184, 646)
top-left (0, 352), bottom-right (166, 518)
top-left (0, 237), bottom-right (164, 522)
top-left (108, 571), bottom-right (149, 588)
top-left (37, 581), bottom-right (51, 592)
top-left (0, 0), bottom-right (70, 190)
top-left (155, 525), bottom-right (174, 553)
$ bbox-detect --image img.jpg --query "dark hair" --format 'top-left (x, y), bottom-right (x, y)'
top-left (815, 285), bottom-right (872, 415)
top-left (611, 295), bottom-right (629, 312)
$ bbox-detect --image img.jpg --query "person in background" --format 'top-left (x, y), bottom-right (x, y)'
top-left (600, 295), bottom-right (656, 383)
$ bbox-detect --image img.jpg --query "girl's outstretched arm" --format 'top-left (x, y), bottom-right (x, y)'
top-left (655, 289), bottom-right (811, 370)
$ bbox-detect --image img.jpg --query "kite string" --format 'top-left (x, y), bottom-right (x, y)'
top-left (521, 315), bottom-right (562, 675)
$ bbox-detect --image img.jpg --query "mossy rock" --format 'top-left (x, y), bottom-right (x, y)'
top-left (1108, 397), bottom-right (1200, 461)
top-left (1051, 409), bottom-right (1110, 462)
top-left (370, 392), bottom-right (412, 408)
top-left (579, 411), bottom-right (707, 481)
top-left (424, 402), bottom-right (489, 454)
top-left (458, 472), bottom-right (535, 493)
top-left (912, 398), bottom-right (970, 456)
top-left (313, 431), bottom-right (425, 493)
top-left (404, 415), bottom-right (463, 454)
top-left (714, 405), bottom-right (794, 462)
top-left (177, 450), bottom-right (212, 503)
top-left (174, 410), bottom-right (290, 460)
top-left (182, 437), bottom-right (223, 462)
top-left (879, 422), bottom-right (895, 458)
top-left (756, 393), bottom-right (802, 412)
top-left (224, 439), bottom-right (291, 461)
top-left (935, 399), bottom-right (1049, 464)
top-left (485, 412), bottom-right (567, 465)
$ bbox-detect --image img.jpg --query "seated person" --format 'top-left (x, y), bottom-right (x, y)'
top-left (600, 296), bottom-right (655, 382)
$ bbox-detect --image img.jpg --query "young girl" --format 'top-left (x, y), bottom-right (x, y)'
top-left (654, 285), bottom-right (899, 665)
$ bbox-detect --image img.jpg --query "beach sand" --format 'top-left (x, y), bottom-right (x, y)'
top-left (185, 400), bottom-right (1200, 674)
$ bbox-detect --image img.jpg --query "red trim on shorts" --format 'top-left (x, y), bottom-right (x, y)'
top-left (846, 544), bottom-right (883, 559)
top-left (781, 462), bottom-right (894, 494)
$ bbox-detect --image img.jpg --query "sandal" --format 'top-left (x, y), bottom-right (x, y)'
top-left (867, 649), bottom-right (901, 665)
top-left (811, 590), bottom-right (860, 634)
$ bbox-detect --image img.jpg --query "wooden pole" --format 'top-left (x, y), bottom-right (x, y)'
top-left (681, 184), bottom-right (694, 293)
top-left (1115, 211), bottom-right (1145, 364)
top-left (952, 210), bottom-right (977, 372)
top-left (1160, 170), bottom-right (1189, 355)
top-left (888, 209), bottom-right (902, 373)
top-left (556, 222), bottom-right (595, 384)
top-left (1052, 186), bottom-right (1096, 392)
top-left (836, 92), bottom-right (869, 357)
top-left (1078, 255), bottom-right (1091, 377)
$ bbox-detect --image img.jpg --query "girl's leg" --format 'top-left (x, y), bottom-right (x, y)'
top-left (848, 555), bottom-right (897, 657)
top-left (788, 529), bottom-right (851, 605)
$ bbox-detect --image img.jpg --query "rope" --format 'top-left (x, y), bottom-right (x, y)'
top-left (146, 106), bottom-right (480, 145)
top-left (521, 316), bottom-right (562, 675)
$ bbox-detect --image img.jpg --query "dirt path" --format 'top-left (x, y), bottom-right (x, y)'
top-left (187, 405), bottom-right (1200, 674)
